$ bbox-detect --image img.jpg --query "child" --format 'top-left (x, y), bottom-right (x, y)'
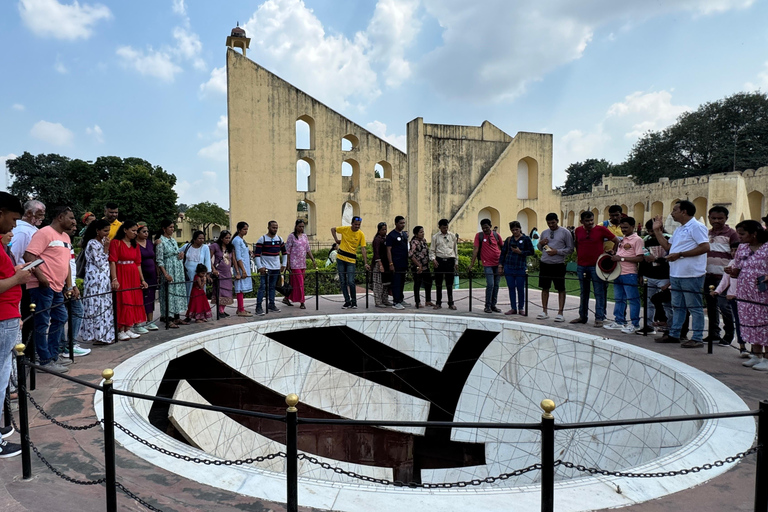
top-left (186, 264), bottom-right (212, 323)
top-left (604, 217), bottom-right (645, 334)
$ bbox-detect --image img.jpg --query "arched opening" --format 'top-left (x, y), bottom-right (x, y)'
top-left (517, 158), bottom-right (539, 199)
top-left (591, 208), bottom-right (599, 221)
top-left (620, 204), bottom-right (628, 216)
top-left (211, 226), bottom-right (222, 239)
top-left (670, 198), bottom-right (681, 213)
top-left (516, 208), bottom-right (538, 235)
top-left (692, 197), bottom-right (707, 222)
top-left (375, 160), bottom-right (392, 180)
top-left (298, 200), bottom-right (317, 236)
top-left (567, 211), bottom-right (575, 227)
top-left (296, 115), bottom-right (314, 150)
top-left (603, 206), bottom-right (611, 223)
top-left (341, 134), bottom-right (359, 151)
top-left (478, 207), bottom-right (500, 233)
top-left (341, 200), bottom-right (360, 226)
top-left (651, 201), bottom-right (663, 219)
top-left (296, 157), bottom-right (315, 192)
top-left (342, 159), bottom-right (360, 193)
top-left (633, 202), bottom-right (645, 228)
top-left (748, 190), bottom-right (764, 221)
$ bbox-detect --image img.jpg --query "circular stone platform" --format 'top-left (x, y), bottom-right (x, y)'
top-left (96, 314), bottom-right (755, 512)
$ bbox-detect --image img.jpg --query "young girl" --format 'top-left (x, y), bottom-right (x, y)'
top-left (186, 264), bottom-right (212, 322)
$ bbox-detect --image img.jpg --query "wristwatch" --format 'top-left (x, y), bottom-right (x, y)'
top-left (620, 257), bottom-right (625, 262)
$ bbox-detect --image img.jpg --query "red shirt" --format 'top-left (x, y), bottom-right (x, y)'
top-left (575, 225), bottom-right (615, 266)
top-left (0, 247), bottom-right (21, 320)
top-left (474, 231), bottom-right (502, 267)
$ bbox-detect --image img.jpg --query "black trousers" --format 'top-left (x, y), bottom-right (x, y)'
top-left (434, 257), bottom-right (455, 306)
top-left (413, 270), bottom-right (433, 304)
top-left (704, 273), bottom-right (734, 340)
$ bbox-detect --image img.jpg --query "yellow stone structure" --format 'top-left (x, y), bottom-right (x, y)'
top-left (173, 212), bottom-right (229, 244)
top-left (226, 33), bottom-right (560, 244)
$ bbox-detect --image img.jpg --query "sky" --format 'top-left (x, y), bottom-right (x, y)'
top-left (1, 0), bottom-right (768, 209)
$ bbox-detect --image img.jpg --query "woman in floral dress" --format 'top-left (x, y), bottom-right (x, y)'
top-left (156, 219), bottom-right (189, 328)
top-left (284, 219), bottom-right (317, 309)
top-left (729, 220), bottom-right (768, 371)
top-left (408, 226), bottom-right (434, 308)
top-left (209, 230), bottom-right (235, 317)
top-left (80, 219), bottom-right (114, 345)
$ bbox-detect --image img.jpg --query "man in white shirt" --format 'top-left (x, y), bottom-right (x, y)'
top-left (11, 200), bottom-right (45, 352)
top-left (652, 200), bottom-right (710, 348)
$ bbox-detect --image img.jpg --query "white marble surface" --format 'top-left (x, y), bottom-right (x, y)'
top-left (97, 314), bottom-right (756, 512)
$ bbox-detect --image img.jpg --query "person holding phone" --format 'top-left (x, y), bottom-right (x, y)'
top-left (728, 220), bottom-right (768, 370)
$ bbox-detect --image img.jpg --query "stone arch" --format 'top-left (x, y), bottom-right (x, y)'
top-left (296, 115), bottom-right (314, 150)
top-left (298, 200), bottom-right (316, 236)
top-left (692, 197), bottom-right (707, 219)
top-left (603, 206), bottom-right (610, 222)
top-left (670, 198), bottom-right (681, 213)
top-left (296, 157), bottom-right (315, 192)
top-left (375, 160), bottom-right (392, 180)
top-left (517, 157), bottom-right (539, 199)
top-left (342, 159), bottom-right (360, 193)
top-left (591, 208), bottom-right (599, 221)
top-left (651, 201), bottom-right (663, 219)
top-left (341, 134), bottom-right (359, 151)
top-left (748, 190), bottom-right (764, 220)
top-left (517, 208), bottom-right (538, 235)
top-left (478, 206), bottom-right (500, 232)
top-left (567, 211), bottom-right (575, 227)
top-left (633, 202), bottom-right (645, 228)
top-left (620, 204), bottom-right (628, 215)
top-left (341, 200), bottom-right (360, 226)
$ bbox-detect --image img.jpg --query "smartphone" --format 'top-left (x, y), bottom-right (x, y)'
top-left (22, 259), bottom-right (44, 271)
top-left (758, 275), bottom-right (767, 293)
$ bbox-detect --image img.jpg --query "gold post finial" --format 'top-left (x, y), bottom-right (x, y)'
top-left (709, 285), bottom-right (715, 291)
top-left (102, 369), bottom-right (114, 384)
top-left (286, 393), bottom-right (299, 412)
top-left (540, 399), bottom-right (556, 420)
top-left (29, 303), bottom-right (36, 312)
top-left (14, 343), bottom-right (25, 355)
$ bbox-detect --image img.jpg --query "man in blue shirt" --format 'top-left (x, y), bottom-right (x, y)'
top-left (386, 216), bottom-right (409, 310)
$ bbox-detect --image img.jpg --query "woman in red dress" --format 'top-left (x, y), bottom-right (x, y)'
top-left (186, 263), bottom-right (213, 322)
top-left (110, 220), bottom-right (148, 341)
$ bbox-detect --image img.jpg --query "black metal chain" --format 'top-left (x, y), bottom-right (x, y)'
top-left (27, 432), bottom-right (107, 485)
top-left (116, 482), bottom-right (166, 512)
top-left (556, 445), bottom-right (760, 478)
top-left (296, 453), bottom-right (541, 488)
top-left (114, 422), bottom-right (286, 465)
top-left (22, 386), bottom-right (103, 431)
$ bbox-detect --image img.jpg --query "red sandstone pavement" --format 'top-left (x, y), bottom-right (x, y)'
top-left (0, 288), bottom-right (764, 512)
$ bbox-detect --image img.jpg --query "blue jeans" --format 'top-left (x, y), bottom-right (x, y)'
top-left (257, 269), bottom-right (280, 308)
top-left (504, 267), bottom-right (526, 310)
top-left (669, 276), bottom-right (705, 341)
top-left (576, 265), bottom-right (606, 321)
top-left (64, 298), bottom-right (83, 350)
top-left (483, 266), bottom-right (500, 308)
top-left (337, 260), bottom-right (357, 305)
top-left (28, 287), bottom-right (68, 365)
top-left (613, 274), bottom-right (641, 327)
top-left (0, 318), bottom-right (18, 423)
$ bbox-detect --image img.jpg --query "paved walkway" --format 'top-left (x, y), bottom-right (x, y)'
top-left (0, 287), bottom-right (763, 512)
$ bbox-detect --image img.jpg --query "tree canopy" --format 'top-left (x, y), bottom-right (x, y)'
top-left (560, 159), bottom-right (618, 196)
top-left (184, 201), bottom-right (229, 239)
top-left (561, 91), bottom-right (768, 194)
top-left (6, 152), bottom-right (178, 229)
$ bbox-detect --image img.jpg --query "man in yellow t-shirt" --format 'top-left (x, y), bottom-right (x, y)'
top-left (103, 202), bottom-right (122, 239)
top-left (331, 216), bottom-right (371, 309)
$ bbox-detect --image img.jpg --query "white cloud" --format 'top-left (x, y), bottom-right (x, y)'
top-left (11, 104), bottom-right (24, 111)
top-left (171, 0), bottom-right (186, 16)
top-left (30, 120), bottom-right (74, 146)
top-left (243, 0), bottom-right (380, 110)
top-left (1, 154), bottom-right (18, 190)
top-left (18, 0), bottom-right (112, 40)
top-left (606, 90), bottom-right (690, 139)
top-left (363, 0), bottom-right (421, 87)
top-left (174, 171), bottom-right (227, 205)
top-left (172, 25), bottom-right (206, 71)
top-left (116, 45), bottom-right (182, 82)
top-left (54, 60), bottom-right (67, 74)
top-left (86, 124), bottom-right (103, 143)
top-left (214, 115), bottom-right (227, 138)
top-left (198, 139), bottom-right (228, 162)
top-left (419, 0), bottom-right (754, 102)
top-left (199, 66), bottom-right (226, 96)
top-left (744, 60), bottom-right (768, 91)
top-left (366, 120), bottom-right (407, 151)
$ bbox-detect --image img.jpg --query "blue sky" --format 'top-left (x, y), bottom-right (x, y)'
top-left (1, 0), bottom-right (767, 208)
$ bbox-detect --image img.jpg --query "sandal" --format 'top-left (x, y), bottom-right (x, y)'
top-left (425, 302), bottom-right (435, 307)
top-left (169, 323), bottom-right (179, 329)
top-left (300, 303), bottom-right (306, 309)
top-left (282, 297), bottom-right (293, 306)
top-left (449, 305), bottom-right (457, 310)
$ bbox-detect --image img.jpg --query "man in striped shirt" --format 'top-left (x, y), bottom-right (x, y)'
top-left (254, 221), bottom-right (287, 316)
top-left (704, 206), bottom-right (740, 345)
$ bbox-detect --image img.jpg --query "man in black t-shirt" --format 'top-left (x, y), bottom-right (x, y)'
top-left (386, 216), bottom-right (409, 309)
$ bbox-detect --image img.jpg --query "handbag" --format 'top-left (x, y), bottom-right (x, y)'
top-left (276, 271), bottom-right (293, 297)
top-left (75, 249), bottom-right (86, 279)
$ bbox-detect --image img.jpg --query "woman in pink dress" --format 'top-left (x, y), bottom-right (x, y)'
top-left (283, 219), bottom-right (317, 309)
top-left (109, 220), bottom-right (148, 341)
top-left (728, 220), bottom-right (768, 371)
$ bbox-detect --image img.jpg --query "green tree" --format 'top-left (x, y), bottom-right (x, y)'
top-left (177, 203), bottom-right (189, 213)
top-left (560, 158), bottom-right (618, 195)
top-left (184, 201), bottom-right (229, 239)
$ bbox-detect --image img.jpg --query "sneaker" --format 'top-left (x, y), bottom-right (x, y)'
top-left (569, 317), bottom-right (587, 324)
top-left (0, 439), bottom-right (21, 458)
top-left (621, 324), bottom-right (637, 334)
top-left (342, 302), bottom-right (352, 310)
top-left (718, 339), bottom-right (733, 347)
top-left (126, 330), bottom-right (140, 339)
top-left (554, 314), bottom-right (565, 323)
top-left (41, 361), bottom-right (68, 374)
top-left (483, 307), bottom-right (492, 313)
top-left (743, 355), bottom-right (762, 367)
top-left (594, 320), bottom-right (604, 328)
top-left (145, 321), bottom-right (159, 331)
top-left (72, 344), bottom-right (91, 357)
top-left (681, 339), bottom-right (703, 348)
top-left (351, 304), bottom-right (358, 309)
top-left (118, 331), bottom-right (130, 342)
top-left (401, 301), bottom-right (411, 307)
top-left (267, 305), bottom-right (281, 313)
top-left (740, 347), bottom-right (751, 358)
top-left (655, 334), bottom-right (680, 344)
top-left (375, 304), bottom-right (388, 308)
top-left (133, 326), bottom-right (149, 334)
top-left (536, 312), bottom-right (549, 320)
top-left (56, 357), bottom-right (73, 366)
top-left (236, 310), bottom-right (253, 317)
top-left (0, 425), bottom-right (14, 439)
top-left (753, 360), bottom-right (768, 371)
top-left (604, 322), bottom-right (625, 330)
top-left (635, 326), bottom-right (656, 335)
top-left (393, 303), bottom-right (405, 310)
top-left (255, 307), bottom-right (265, 316)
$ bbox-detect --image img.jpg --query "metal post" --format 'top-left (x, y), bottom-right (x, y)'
top-left (164, 280), bottom-right (170, 330)
top-left (365, 269), bottom-right (369, 309)
top-left (315, 270), bottom-right (319, 311)
top-left (643, 278), bottom-right (649, 337)
top-left (66, 298), bottom-right (74, 361)
top-left (28, 304), bottom-right (36, 391)
top-left (524, 270), bottom-right (529, 317)
top-left (102, 369), bottom-right (117, 512)
top-left (2, 384), bottom-right (9, 428)
top-left (468, 271), bottom-right (473, 312)
top-left (708, 285), bottom-right (715, 354)
top-left (111, 289), bottom-right (119, 342)
top-left (285, 393), bottom-right (299, 512)
top-left (540, 399), bottom-right (556, 512)
top-left (15, 344), bottom-right (31, 479)
top-left (755, 400), bottom-right (768, 512)
top-left (215, 275), bottom-right (221, 321)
